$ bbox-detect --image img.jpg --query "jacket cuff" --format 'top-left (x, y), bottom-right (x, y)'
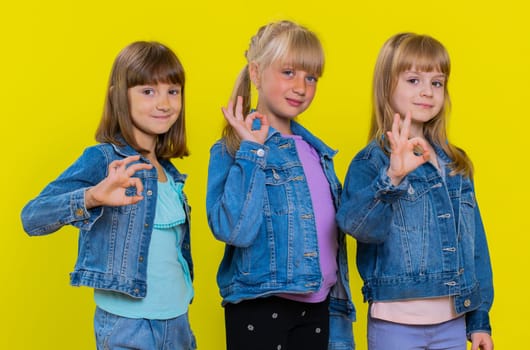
top-left (465, 310), bottom-right (491, 337)
top-left (235, 141), bottom-right (268, 168)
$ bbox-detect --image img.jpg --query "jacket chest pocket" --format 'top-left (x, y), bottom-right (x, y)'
top-left (116, 186), bottom-right (143, 214)
top-left (264, 167), bottom-right (299, 215)
top-left (394, 180), bottom-right (431, 231)
top-left (458, 187), bottom-right (476, 241)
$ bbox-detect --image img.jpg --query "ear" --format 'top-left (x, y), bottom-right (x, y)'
top-left (249, 62), bottom-right (260, 88)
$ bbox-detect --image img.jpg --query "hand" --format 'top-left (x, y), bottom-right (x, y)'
top-left (85, 155), bottom-right (153, 209)
top-left (222, 96), bottom-right (269, 145)
top-left (470, 332), bottom-right (493, 350)
top-left (386, 112), bottom-right (431, 185)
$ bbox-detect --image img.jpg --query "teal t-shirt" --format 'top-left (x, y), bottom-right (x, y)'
top-left (94, 174), bottom-right (193, 319)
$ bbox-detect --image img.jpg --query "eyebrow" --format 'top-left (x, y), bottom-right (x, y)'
top-left (403, 71), bottom-right (446, 79)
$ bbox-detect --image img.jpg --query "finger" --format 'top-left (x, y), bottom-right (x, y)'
top-left (410, 138), bottom-right (430, 162)
top-left (257, 113), bottom-right (270, 127)
top-left (234, 96), bottom-right (244, 120)
top-left (130, 177), bottom-right (145, 196)
top-left (222, 97), bottom-right (235, 114)
top-left (391, 114), bottom-right (400, 142)
top-left (400, 111), bottom-right (412, 142)
top-left (121, 155), bottom-right (141, 167)
top-left (126, 163), bottom-right (153, 177)
top-left (386, 131), bottom-right (397, 150)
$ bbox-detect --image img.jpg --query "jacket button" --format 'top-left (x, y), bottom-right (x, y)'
top-left (256, 149), bottom-right (265, 157)
top-left (146, 190), bottom-right (153, 196)
top-left (75, 208), bottom-right (84, 217)
top-left (134, 288), bottom-right (139, 295)
top-left (464, 299), bottom-right (471, 307)
top-left (144, 223), bottom-right (149, 228)
top-left (139, 256), bottom-right (144, 262)
top-left (459, 268), bottom-right (464, 274)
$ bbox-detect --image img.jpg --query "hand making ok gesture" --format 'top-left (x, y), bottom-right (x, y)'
top-left (222, 96), bottom-right (270, 145)
top-left (386, 112), bottom-right (431, 186)
top-left (85, 155), bottom-right (153, 209)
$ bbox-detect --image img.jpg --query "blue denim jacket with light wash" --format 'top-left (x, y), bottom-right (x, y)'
top-left (206, 121), bottom-right (356, 350)
top-left (21, 141), bottom-right (192, 299)
top-left (336, 140), bottom-right (493, 337)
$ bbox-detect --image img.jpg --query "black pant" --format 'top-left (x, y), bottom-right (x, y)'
top-left (224, 296), bottom-right (330, 350)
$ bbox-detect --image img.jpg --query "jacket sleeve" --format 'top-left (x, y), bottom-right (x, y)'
top-left (206, 140), bottom-right (268, 247)
top-left (336, 150), bottom-right (409, 244)
top-left (465, 194), bottom-right (494, 336)
top-left (20, 147), bottom-right (107, 236)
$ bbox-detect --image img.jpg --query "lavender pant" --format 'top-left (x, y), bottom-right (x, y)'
top-left (368, 314), bottom-right (466, 350)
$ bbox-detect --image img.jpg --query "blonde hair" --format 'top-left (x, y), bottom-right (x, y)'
top-left (370, 33), bottom-right (473, 177)
top-left (95, 41), bottom-right (189, 160)
top-left (222, 20), bottom-right (325, 154)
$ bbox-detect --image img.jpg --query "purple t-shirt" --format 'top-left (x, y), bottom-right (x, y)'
top-left (279, 134), bottom-right (338, 303)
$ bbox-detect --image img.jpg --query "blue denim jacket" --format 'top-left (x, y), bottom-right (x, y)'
top-left (21, 141), bottom-right (193, 299)
top-left (336, 140), bottom-right (493, 336)
top-left (206, 121), bottom-right (355, 349)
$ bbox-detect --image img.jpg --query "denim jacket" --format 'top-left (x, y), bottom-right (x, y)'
top-left (336, 140), bottom-right (493, 336)
top-left (206, 121), bottom-right (355, 349)
top-left (21, 141), bottom-right (193, 299)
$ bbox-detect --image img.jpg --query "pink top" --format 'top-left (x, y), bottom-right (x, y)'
top-left (371, 297), bottom-right (462, 324)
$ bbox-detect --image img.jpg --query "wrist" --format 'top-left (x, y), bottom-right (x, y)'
top-left (84, 187), bottom-right (100, 209)
top-left (387, 169), bottom-right (404, 186)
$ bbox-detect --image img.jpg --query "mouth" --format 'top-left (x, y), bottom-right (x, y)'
top-left (414, 102), bottom-right (434, 107)
top-left (286, 98), bottom-right (303, 107)
top-left (151, 114), bottom-right (172, 119)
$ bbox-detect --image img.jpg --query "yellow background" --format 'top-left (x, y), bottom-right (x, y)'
top-left (2, 0), bottom-right (527, 348)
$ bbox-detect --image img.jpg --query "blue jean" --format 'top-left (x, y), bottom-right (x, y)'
top-left (368, 315), bottom-right (466, 350)
top-left (94, 307), bottom-right (196, 350)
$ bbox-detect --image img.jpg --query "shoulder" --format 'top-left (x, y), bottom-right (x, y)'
top-left (354, 141), bottom-right (387, 163)
top-left (291, 122), bottom-right (336, 157)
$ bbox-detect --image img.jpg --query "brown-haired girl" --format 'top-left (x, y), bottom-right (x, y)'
top-left (22, 41), bottom-right (196, 349)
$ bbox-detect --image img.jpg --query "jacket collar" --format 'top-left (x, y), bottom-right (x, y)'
top-left (265, 120), bottom-right (337, 159)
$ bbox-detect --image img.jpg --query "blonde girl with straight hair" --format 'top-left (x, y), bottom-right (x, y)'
top-left (207, 20), bottom-right (355, 350)
top-left (337, 33), bottom-right (493, 350)
top-left (22, 41), bottom-right (196, 350)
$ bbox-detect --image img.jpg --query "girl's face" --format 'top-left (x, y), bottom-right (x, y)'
top-left (254, 59), bottom-right (318, 129)
top-left (128, 82), bottom-right (182, 149)
top-left (391, 67), bottom-right (446, 136)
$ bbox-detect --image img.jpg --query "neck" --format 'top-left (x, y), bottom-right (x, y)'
top-left (267, 115), bottom-right (292, 135)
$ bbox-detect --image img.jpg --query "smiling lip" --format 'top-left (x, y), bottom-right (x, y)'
top-left (286, 98), bottom-right (303, 107)
top-left (414, 103), bottom-right (434, 108)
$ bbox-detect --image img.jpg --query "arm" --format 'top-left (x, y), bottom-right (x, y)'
top-left (206, 140), bottom-right (268, 247)
top-left (336, 153), bottom-right (409, 243)
top-left (206, 97), bottom-right (270, 247)
top-left (465, 194), bottom-right (494, 339)
top-left (21, 148), bottom-right (151, 236)
top-left (337, 112), bottom-right (431, 243)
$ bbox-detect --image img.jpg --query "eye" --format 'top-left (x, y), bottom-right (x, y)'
top-left (432, 80), bottom-right (444, 88)
top-left (306, 75), bottom-right (318, 84)
top-left (141, 88), bottom-right (155, 96)
top-left (282, 69), bottom-right (295, 77)
top-left (169, 87), bottom-right (181, 95)
top-left (406, 78), bottom-right (420, 84)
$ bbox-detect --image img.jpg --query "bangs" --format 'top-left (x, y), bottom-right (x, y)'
top-left (395, 36), bottom-right (450, 75)
top-left (268, 30), bottom-right (324, 76)
top-left (126, 45), bottom-right (185, 87)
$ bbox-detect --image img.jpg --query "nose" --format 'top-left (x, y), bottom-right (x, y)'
top-left (156, 94), bottom-right (170, 111)
top-left (292, 75), bottom-right (306, 96)
top-left (420, 83), bottom-right (433, 97)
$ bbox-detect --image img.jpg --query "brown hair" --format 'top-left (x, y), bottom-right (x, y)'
top-left (95, 41), bottom-right (189, 159)
top-left (370, 33), bottom-right (473, 177)
top-left (222, 20), bottom-right (324, 154)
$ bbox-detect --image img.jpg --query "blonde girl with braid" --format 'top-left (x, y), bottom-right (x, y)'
top-left (206, 20), bottom-right (356, 350)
